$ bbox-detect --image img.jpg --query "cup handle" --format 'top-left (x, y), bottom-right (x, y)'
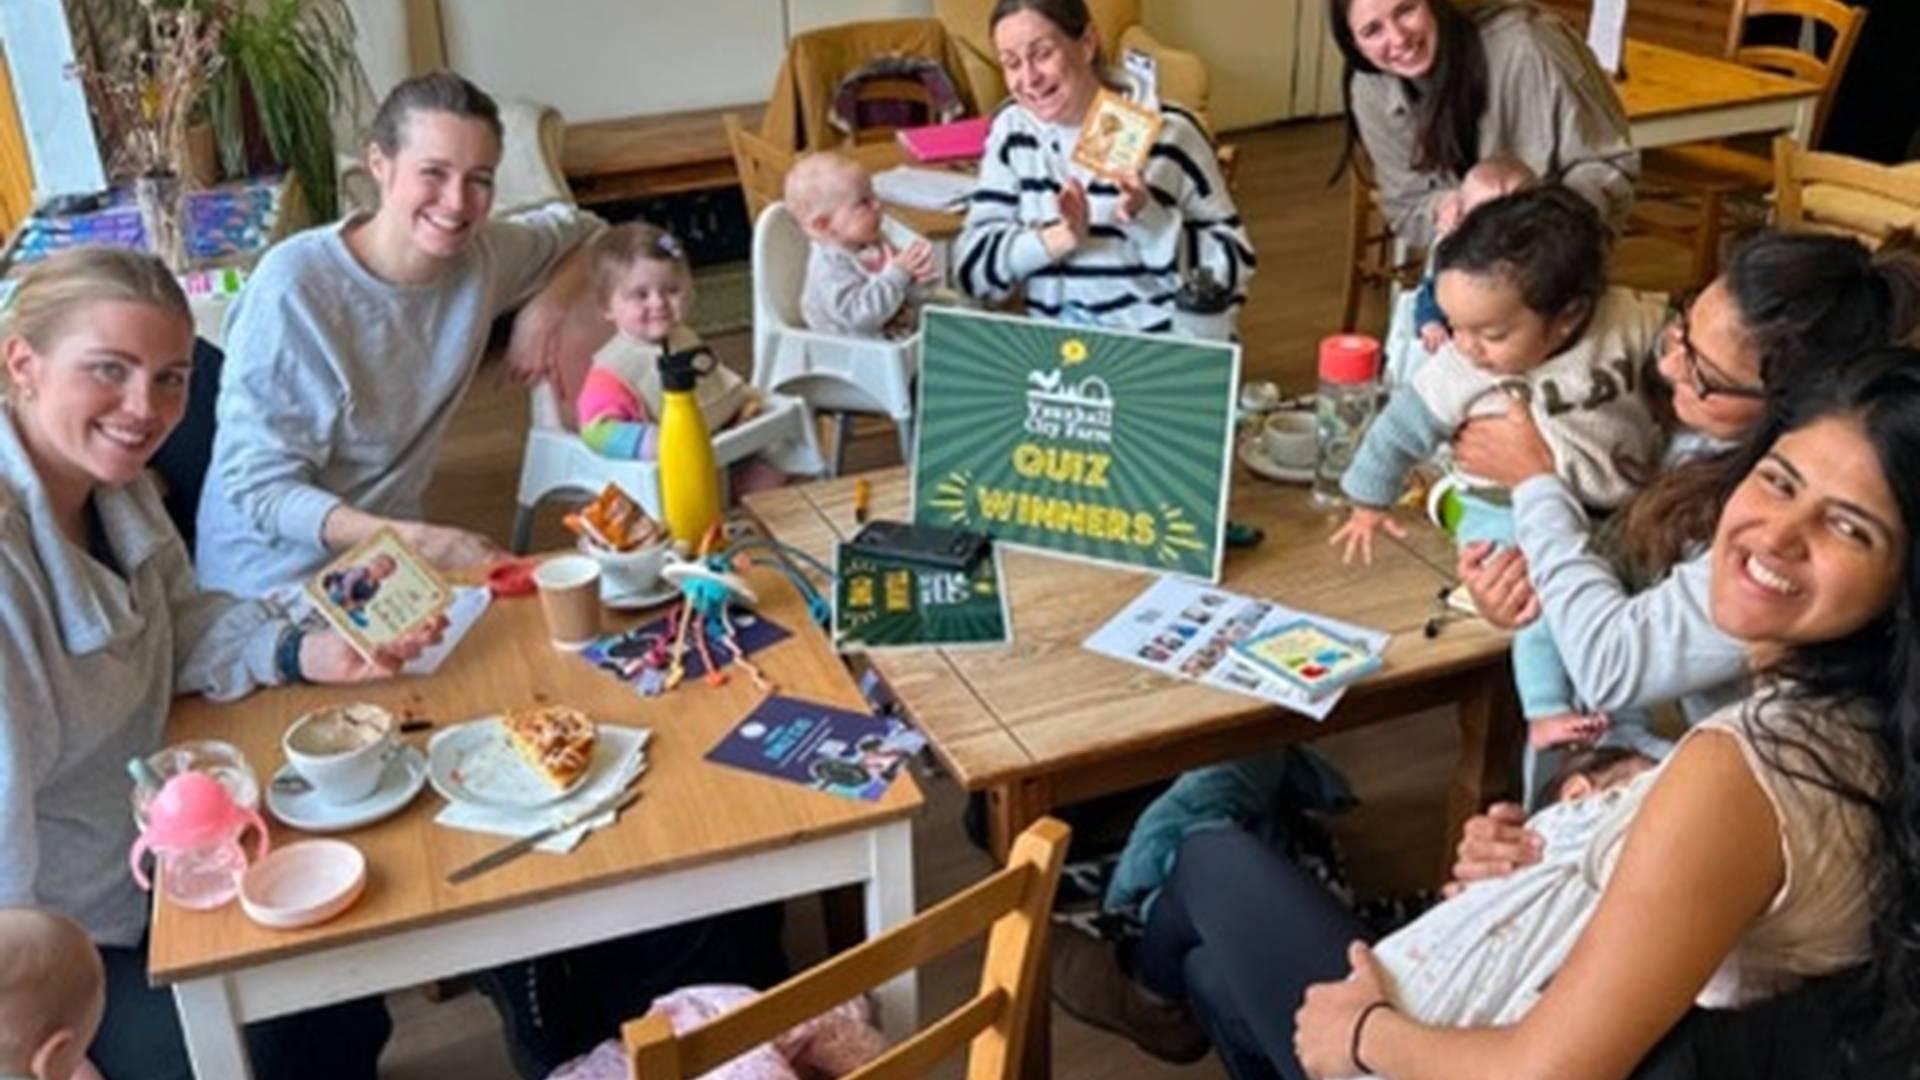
top-left (242, 809), bottom-right (272, 862)
top-left (129, 837), bottom-right (153, 891)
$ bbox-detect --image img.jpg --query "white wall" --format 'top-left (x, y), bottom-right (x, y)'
top-left (0, 0), bottom-right (105, 199)
top-left (1144, 0), bottom-right (1301, 130)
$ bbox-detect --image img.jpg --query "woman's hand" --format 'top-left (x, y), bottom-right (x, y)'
top-left (399, 522), bottom-right (505, 573)
top-left (1294, 942), bottom-right (1390, 1080)
top-left (299, 615), bottom-right (449, 683)
top-left (1329, 506), bottom-right (1406, 565)
top-left (504, 296), bottom-right (569, 388)
top-left (1457, 540), bottom-right (1540, 630)
top-left (1112, 170), bottom-right (1151, 225)
top-left (1445, 803), bottom-right (1544, 898)
top-left (1041, 179), bottom-right (1091, 260)
top-left (1452, 397), bottom-right (1556, 487)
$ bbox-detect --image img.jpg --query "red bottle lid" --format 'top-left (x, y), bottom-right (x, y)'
top-left (1318, 334), bottom-right (1381, 385)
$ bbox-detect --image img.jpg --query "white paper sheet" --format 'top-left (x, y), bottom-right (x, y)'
top-left (872, 166), bottom-right (976, 210)
top-left (1082, 576), bottom-right (1390, 721)
top-left (404, 585), bottom-right (491, 676)
top-left (1586, 0), bottom-right (1627, 76)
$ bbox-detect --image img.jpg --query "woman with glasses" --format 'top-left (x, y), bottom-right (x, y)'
top-left (1447, 228), bottom-right (1920, 877)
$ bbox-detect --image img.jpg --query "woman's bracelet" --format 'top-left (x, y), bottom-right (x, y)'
top-left (275, 624), bottom-right (309, 685)
top-left (1350, 999), bottom-right (1394, 1075)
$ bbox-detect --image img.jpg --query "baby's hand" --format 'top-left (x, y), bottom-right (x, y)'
top-left (1329, 505), bottom-right (1406, 565)
top-left (1419, 322), bottom-right (1449, 353)
top-left (735, 388), bottom-right (765, 423)
top-left (892, 238), bottom-right (938, 284)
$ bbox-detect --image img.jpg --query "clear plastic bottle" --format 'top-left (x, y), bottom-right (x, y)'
top-left (1312, 333), bottom-right (1382, 507)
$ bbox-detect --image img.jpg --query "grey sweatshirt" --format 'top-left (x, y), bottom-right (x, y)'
top-left (802, 241), bottom-right (918, 337)
top-left (1510, 474), bottom-right (1749, 723)
top-left (0, 411), bottom-right (284, 946)
top-left (195, 205), bottom-right (602, 596)
top-left (1351, 2), bottom-right (1639, 250)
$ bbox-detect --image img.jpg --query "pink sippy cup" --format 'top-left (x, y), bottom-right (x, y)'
top-left (129, 771), bottom-right (271, 910)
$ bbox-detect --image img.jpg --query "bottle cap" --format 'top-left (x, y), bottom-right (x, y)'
top-left (657, 346), bottom-right (706, 392)
top-left (1318, 334), bottom-right (1380, 385)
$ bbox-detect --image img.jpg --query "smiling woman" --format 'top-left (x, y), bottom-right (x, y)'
top-left (1330, 0), bottom-right (1638, 249)
top-left (192, 71), bottom-right (605, 598)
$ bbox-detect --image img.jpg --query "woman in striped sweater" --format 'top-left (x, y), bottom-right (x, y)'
top-left (957, 0), bottom-right (1254, 339)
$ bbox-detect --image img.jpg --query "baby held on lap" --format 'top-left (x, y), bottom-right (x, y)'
top-left (0, 908), bottom-right (105, 1080)
top-left (786, 151), bottom-right (940, 339)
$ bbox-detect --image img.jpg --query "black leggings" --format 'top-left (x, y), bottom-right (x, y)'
top-left (1136, 825), bottom-right (1887, 1080)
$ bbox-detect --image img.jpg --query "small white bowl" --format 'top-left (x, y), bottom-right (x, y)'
top-left (239, 840), bottom-right (367, 930)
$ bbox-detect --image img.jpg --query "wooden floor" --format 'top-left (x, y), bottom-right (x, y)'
top-left (386, 116), bottom-right (1688, 1077)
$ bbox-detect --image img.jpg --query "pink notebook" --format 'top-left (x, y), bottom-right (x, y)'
top-left (896, 117), bottom-right (991, 163)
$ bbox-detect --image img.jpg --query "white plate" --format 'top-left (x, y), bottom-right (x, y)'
top-left (427, 716), bottom-right (595, 809)
top-left (1237, 439), bottom-right (1315, 485)
top-left (602, 580), bottom-right (680, 611)
top-left (266, 746), bottom-right (427, 833)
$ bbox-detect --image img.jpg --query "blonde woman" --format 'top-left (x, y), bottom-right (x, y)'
top-left (0, 248), bottom-right (434, 1078)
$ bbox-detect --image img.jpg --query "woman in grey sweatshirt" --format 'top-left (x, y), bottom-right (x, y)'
top-left (0, 249), bottom-right (435, 1078)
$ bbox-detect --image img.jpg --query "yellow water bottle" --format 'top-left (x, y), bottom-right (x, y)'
top-left (657, 346), bottom-right (722, 551)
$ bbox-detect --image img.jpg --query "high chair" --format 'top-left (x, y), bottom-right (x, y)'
top-left (751, 201), bottom-right (922, 475)
top-left (624, 817), bottom-right (1070, 1080)
top-left (510, 378), bottom-right (824, 554)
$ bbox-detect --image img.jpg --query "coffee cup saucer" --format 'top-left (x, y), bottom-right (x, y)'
top-left (267, 746), bottom-right (427, 833)
top-left (602, 580), bottom-right (680, 611)
top-left (1237, 438), bottom-right (1315, 484)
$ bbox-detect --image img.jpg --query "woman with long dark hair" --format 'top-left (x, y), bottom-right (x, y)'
top-left (1156, 349), bottom-right (1920, 1079)
top-left (1332, 0), bottom-right (1637, 249)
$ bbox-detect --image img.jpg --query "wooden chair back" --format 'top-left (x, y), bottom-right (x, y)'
top-left (844, 75), bottom-right (940, 145)
top-left (1773, 137), bottom-right (1920, 244)
top-left (1725, 0), bottom-right (1865, 143)
top-left (725, 111), bottom-right (795, 227)
top-left (1340, 147), bottom-right (1424, 333)
top-left (624, 817), bottom-right (1071, 1080)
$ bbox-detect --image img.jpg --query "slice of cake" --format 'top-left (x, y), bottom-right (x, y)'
top-left (501, 705), bottom-right (597, 790)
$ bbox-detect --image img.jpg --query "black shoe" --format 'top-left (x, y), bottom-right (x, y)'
top-left (1051, 930), bottom-right (1211, 1065)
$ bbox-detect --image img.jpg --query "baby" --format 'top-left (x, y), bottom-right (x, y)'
top-left (0, 908), bottom-right (105, 1080)
top-left (577, 223), bottom-right (766, 463)
top-left (786, 151), bottom-right (939, 338)
top-left (1367, 748), bottom-right (1656, 1041)
top-left (1416, 156), bottom-right (1536, 354)
top-left (1332, 186), bottom-right (1668, 759)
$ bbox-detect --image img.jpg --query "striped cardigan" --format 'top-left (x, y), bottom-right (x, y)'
top-left (956, 90), bottom-right (1254, 336)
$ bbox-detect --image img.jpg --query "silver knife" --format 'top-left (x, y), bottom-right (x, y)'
top-left (446, 783), bottom-right (644, 885)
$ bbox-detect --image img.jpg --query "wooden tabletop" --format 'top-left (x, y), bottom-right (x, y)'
top-left (744, 466), bottom-right (1513, 793)
top-left (149, 562), bottom-right (920, 983)
top-left (1619, 38), bottom-right (1819, 121)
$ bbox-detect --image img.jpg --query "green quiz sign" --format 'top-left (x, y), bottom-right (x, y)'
top-left (912, 308), bottom-right (1240, 582)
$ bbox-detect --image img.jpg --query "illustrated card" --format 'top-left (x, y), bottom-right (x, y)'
top-left (833, 544), bottom-right (1011, 651)
top-left (305, 527), bottom-right (451, 662)
top-left (1233, 619), bottom-right (1383, 699)
top-left (707, 696), bottom-right (927, 802)
top-left (1071, 89), bottom-right (1163, 178)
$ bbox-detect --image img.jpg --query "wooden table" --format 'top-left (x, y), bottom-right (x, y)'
top-left (746, 467), bottom-right (1522, 864)
top-left (1619, 38), bottom-right (1821, 150)
top-left (150, 564), bottom-right (922, 1078)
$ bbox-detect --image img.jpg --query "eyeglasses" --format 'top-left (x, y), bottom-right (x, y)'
top-left (1665, 291), bottom-right (1765, 401)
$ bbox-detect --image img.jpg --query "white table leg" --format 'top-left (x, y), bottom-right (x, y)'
top-left (1788, 95), bottom-right (1816, 147)
top-left (175, 976), bottom-right (255, 1080)
top-left (865, 819), bottom-right (918, 1043)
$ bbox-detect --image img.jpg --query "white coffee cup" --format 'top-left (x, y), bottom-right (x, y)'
top-left (283, 704), bottom-right (397, 805)
top-left (583, 538), bottom-right (671, 602)
top-left (1261, 410), bottom-right (1317, 470)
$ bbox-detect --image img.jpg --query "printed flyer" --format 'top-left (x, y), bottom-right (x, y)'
top-left (707, 696), bottom-right (927, 801)
top-left (912, 308), bottom-right (1239, 581)
top-left (1082, 576), bottom-right (1390, 720)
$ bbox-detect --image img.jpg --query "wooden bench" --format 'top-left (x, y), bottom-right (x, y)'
top-left (563, 104), bottom-right (769, 206)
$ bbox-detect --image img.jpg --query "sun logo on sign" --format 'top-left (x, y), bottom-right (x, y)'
top-left (1060, 339), bottom-right (1089, 365)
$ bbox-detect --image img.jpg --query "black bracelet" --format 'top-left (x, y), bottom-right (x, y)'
top-left (1351, 999), bottom-right (1394, 1075)
top-left (275, 624), bottom-right (308, 685)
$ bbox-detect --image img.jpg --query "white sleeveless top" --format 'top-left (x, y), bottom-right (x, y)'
top-left (1371, 689), bottom-right (1881, 1045)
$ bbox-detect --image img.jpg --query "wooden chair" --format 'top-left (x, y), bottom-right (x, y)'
top-left (624, 818), bottom-right (1070, 1080)
top-left (1632, 0), bottom-right (1866, 284)
top-left (724, 111), bottom-right (795, 228)
top-left (1773, 136), bottom-right (1920, 245)
top-left (1340, 149), bottom-right (1424, 333)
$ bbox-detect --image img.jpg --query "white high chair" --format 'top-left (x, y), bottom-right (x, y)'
top-left (510, 379), bottom-right (824, 554)
top-left (751, 201), bottom-right (922, 474)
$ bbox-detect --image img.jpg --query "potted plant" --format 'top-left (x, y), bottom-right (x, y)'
top-left (75, 0), bottom-right (366, 221)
